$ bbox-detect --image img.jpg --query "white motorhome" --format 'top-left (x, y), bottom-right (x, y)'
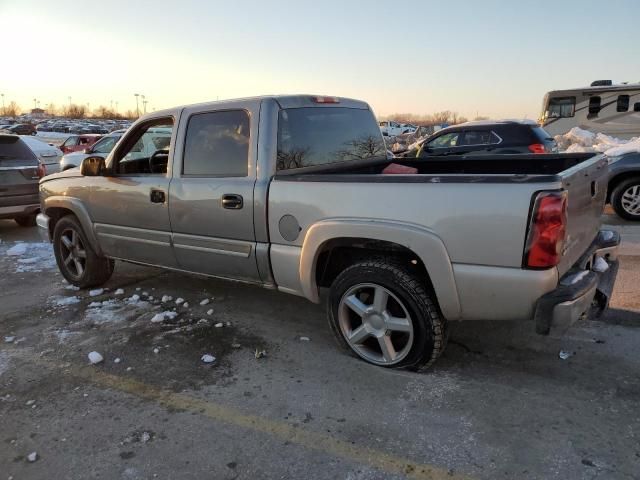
top-left (540, 80), bottom-right (640, 139)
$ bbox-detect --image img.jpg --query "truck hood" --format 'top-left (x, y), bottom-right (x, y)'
top-left (40, 166), bottom-right (82, 183)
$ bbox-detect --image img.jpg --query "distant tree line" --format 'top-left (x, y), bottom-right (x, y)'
top-left (379, 111), bottom-right (490, 126)
top-left (1, 102), bottom-right (139, 120)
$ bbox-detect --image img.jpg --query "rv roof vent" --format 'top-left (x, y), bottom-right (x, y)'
top-left (591, 80), bottom-right (613, 87)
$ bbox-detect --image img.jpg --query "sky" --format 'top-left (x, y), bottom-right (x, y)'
top-left (1, 0), bottom-right (639, 119)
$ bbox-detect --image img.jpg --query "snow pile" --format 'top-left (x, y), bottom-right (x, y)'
top-left (555, 127), bottom-right (640, 156)
top-left (84, 298), bottom-right (151, 325)
top-left (54, 296), bottom-right (81, 306)
top-left (150, 311), bottom-right (178, 323)
top-left (2, 242), bottom-right (57, 273)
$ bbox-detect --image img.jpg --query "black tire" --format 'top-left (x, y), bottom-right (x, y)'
top-left (53, 215), bottom-right (114, 288)
top-left (14, 214), bottom-right (37, 227)
top-left (327, 259), bottom-right (448, 370)
top-left (611, 177), bottom-right (640, 221)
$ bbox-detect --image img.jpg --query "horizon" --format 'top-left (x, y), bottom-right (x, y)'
top-left (2, 0), bottom-right (639, 120)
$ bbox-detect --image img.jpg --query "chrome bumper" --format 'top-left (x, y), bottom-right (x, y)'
top-left (36, 213), bottom-right (51, 242)
top-left (535, 230), bottom-right (620, 335)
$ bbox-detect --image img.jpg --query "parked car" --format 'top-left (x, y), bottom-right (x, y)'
top-left (397, 120), bottom-right (557, 158)
top-left (59, 132), bottom-right (123, 171)
top-left (1, 123), bottom-right (37, 135)
top-left (59, 134), bottom-right (103, 154)
top-left (19, 136), bottom-right (63, 175)
top-left (0, 134), bottom-right (44, 226)
top-left (38, 95), bottom-right (619, 369)
top-left (379, 121), bottom-right (417, 137)
top-left (607, 151), bottom-right (640, 220)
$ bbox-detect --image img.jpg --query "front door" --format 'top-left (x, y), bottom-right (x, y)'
top-left (87, 115), bottom-right (178, 267)
top-left (168, 106), bottom-right (260, 282)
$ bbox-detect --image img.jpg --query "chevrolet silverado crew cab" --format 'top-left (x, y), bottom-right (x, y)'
top-left (37, 95), bottom-right (619, 370)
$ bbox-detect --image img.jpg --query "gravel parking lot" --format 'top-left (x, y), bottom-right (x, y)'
top-left (1, 216), bottom-right (639, 480)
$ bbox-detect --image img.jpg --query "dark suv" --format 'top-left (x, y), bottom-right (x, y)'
top-left (1, 123), bottom-right (37, 136)
top-left (0, 135), bottom-right (44, 226)
top-left (401, 120), bottom-right (557, 158)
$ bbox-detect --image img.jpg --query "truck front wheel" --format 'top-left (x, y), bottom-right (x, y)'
top-left (53, 215), bottom-right (114, 288)
top-left (327, 260), bottom-right (448, 370)
top-left (611, 177), bottom-right (640, 221)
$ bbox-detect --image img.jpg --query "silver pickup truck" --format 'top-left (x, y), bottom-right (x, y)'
top-left (37, 95), bottom-right (620, 369)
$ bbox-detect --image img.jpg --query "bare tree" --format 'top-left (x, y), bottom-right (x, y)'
top-left (4, 101), bottom-right (20, 117)
top-left (65, 103), bottom-right (86, 119)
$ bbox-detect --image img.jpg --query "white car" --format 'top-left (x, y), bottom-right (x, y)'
top-left (19, 135), bottom-right (63, 175)
top-left (378, 121), bottom-right (417, 137)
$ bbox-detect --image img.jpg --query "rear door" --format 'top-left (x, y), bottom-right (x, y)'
top-left (168, 101), bottom-right (261, 282)
top-left (0, 137), bottom-right (40, 210)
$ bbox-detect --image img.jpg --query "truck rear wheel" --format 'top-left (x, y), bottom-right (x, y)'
top-left (53, 215), bottom-right (114, 288)
top-left (327, 259), bottom-right (447, 370)
top-left (611, 177), bottom-right (640, 221)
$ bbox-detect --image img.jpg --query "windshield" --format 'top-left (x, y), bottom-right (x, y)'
top-left (276, 107), bottom-right (385, 171)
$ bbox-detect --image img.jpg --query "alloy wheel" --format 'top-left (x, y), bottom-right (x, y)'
top-left (59, 228), bottom-right (87, 280)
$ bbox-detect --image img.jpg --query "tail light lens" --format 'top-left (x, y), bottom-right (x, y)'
top-left (312, 96), bottom-right (340, 104)
top-left (37, 163), bottom-right (46, 178)
top-left (528, 143), bottom-right (546, 154)
top-left (524, 191), bottom-right (568, 268)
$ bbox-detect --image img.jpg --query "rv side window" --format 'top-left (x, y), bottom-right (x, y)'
top-left (617, 95), bottom-right (630, 112)
top-left (635, 102), bottom-right (640, 112)
top-left (547, 97), bottom-right (575, 118)
top-left (588, 96), bottom-right (601, 116)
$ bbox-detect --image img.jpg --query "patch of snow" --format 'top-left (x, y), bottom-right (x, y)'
top-left (136, 287), bottom-right (141, 291)
top-left (214, 322), bottom-right (224, 328)
top-left (299, 336), bottom-right (310, 341)
top-left (127, 294), bottom-right (141, 303)
top-left (150, 311), bottom-right (178, 323)
top-left (89, 288), bottom-right (104, 297)
top-left (182, 302), bottom-right (189, 308)
top-left (114, 358), bottom-right (121, 364)
top-left (175, 297), bottom-right (184, 305)
top-left (207, 309), bottom-right (214, 315)
top-left (4, 242), bottom-right (57, 273)
top-left (153, 347), bottom-right (160, 354)
top-left (161, 295), bottom-right (173, 303)
top-left (555, 127), bottom-right (640, 157)
top-left (114, 288), bottom-right (125, 295)
top-left (25, 399), bottom-right (35, 406)
top-left (27, 452), bottom-right (38, 462)
top-left (201, 354), bottom-right (216, 363)
top-left (592, 257), bottom-right (609, 273)
top-left (65, 285), bottom-right (80, 291)
top-left (559, 350), bottom-right (574, 360)
top-left (4, 336), bottom-right (15, 343)
top-left (88, 301), bottom-right (102, 308)
top-left (88, 351), bottom-right (104, 364)
top-left (54, 296), bottom-right (81, 306)
top-left (200, 298), bottom-right (210, 306)
top-left (6, 244), bottom-right (27, 256)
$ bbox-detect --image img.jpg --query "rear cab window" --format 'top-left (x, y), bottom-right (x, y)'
top-left (0, 136), bottom-right (39, 167)
top-left (276, 107), bottom-right (385, 171)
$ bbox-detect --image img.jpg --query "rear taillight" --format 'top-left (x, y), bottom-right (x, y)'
top-left (524, 191), bottom-right (568, 268)
top-left (37, 164), bottom-right (46, 178)
top-left (528, 143), bottom-right (546, 154)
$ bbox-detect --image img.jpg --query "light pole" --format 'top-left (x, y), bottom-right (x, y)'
top-left (141, 94), bottom-right (146, 114)
top-left (1, 93), bottom-right (4, 115)
top-left (115, 101), bottom-right (119, 114)
top-left (134, 93), bottom-right (140, 117)
top-left (68, 96), bottom-right (72, 106)
top-left (33, 98), bottom-right (37, 109)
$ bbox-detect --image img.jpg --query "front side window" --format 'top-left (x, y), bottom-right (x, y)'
top-left (62, 136), bottom-right (78, 147)
top-left (112, 119), bottom-right (173, 175)
top-left (277, 107), bottom-right (385, 171)
top-left (617, 95), bottom-right (630, 112)
top-left (547, 97), bottom-right (575, 118)
top-left (428, 132), bottom-right (459, 148)
top-left (182, 110), bottom-right (250, 177)
top-left (92, 135), bottom-right (120, 154)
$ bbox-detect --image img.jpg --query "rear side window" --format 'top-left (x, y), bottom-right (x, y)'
top-left (532, 126), bottom-right (553, 142)
top-left (547, 97), bottom-right (575, 118)
top-left (183, 110), bottom-right (250, 177)
top-left (277, 107), bottom-right (385, 171)
top-left (458, 130), bottom-right (491, 146)
top-left (0, 136), bottom-right (38, 166)
top-left (617, 95), bottom-right (630, 112)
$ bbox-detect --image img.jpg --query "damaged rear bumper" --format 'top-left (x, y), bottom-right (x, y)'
top-left (535, 230), bottom-right (620, 335)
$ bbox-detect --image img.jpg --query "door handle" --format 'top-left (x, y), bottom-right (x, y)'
top-left (222, 194), bottom-right (243, 209)
top-left (150, 189), bottom-right (166, 204)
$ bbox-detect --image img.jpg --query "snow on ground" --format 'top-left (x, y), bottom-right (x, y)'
top-left (84, 298), bottom-right (153, 325)
top-left (2, 241), bottom-right (57, 273)
top-left (555, 127), bottom-right (640, 156)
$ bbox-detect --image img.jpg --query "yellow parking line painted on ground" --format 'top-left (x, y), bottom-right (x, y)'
top-left (67, 365), bottom-right (473, 480)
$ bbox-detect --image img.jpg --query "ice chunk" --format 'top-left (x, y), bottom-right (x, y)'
top-left (593, 257), bottom-right (609, 273)
top-left (114, 358), bottom-right (121, 364)
top-left (150, 311), bottom-right (178, 323)
top-left (200, 299), bottom-right (210, 306)
top-left (128, 294), bottom-right (140, 302)
top-left (207, 309), bottom-right (214, 315)
top-left (89, 288), bottom-right (104, 297)
top-left (153, 348), bottom-right (160, 354)
top-left (4, 336), bottom-right (15, 343)
top-left (6, 244), bottom-right (27, 256)
top-left (55, 296), bottom-right (81, 306)
top-left (214, 322), bottom-right (224, 328)
top-left (201, 354), bottom-right (216, 363)
top-left (182, 302), bottom-right (189, 308)
top-left (88, 351), bottom-right (104, 364)
top-left (299, 336), bottom-right (310, 341)
top-left (175, 297), bottom-right (184, 305)
top-left (161, 295), bottom-right (173, 303)
top-left (114, 289), bottom-right (125, 295)
top-left (558, 350), bottom-right (573, 360)
top-left (27, 451), bottom-right (38, 462)
top-left (88, 301), bottom-right (102, 308)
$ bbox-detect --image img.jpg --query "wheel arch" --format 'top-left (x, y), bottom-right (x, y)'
top-left (607, 171), bottom-right (640, 202)
top-left (299, 219), bottom-right (461, 320)
top-left (44, 196), bottom-right (103, 256)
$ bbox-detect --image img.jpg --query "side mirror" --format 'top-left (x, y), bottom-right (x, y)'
top-left (80, 156), bottom-right (106, 176)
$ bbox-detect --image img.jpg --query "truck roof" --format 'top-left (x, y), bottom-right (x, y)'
top-left (144, 95), bottom-right (370, 119)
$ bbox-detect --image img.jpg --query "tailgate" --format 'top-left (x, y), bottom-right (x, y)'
top-left (557, 154), bottom-right (608, 276)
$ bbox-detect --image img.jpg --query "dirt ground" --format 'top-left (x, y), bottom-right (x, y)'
top-left (1, 217), bottom-right (639, 480)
